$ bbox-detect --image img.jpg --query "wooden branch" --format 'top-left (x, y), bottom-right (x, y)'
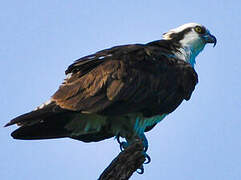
top-left (98, 140), bottom-right (145, 180)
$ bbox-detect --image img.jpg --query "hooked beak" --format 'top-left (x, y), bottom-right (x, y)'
top-left (202, 31), bottom-right (217, 47)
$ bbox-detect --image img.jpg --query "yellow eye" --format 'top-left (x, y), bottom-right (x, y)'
top-left (195, 26), bottom-right (202, 33)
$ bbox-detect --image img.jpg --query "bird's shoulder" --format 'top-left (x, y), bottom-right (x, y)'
top-left (52, 41), bottom-right (198, 112)
top-left (64, 40), bottom-right (195, 79)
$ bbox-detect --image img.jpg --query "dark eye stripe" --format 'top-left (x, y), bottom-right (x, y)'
top-left (168, 27), bottom-right (193, 41)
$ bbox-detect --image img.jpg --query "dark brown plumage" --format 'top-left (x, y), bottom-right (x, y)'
top-left (5, 23), bottom-right (217, 176)
top-left (54, 42), bottom-right (198, 116)
top-left (5, 40), bottom-right (198, 142)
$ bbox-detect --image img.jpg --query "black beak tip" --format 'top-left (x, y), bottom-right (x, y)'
top-left (204, 33), bottom-right (217, 47)
top-left (211, 35), bottom-right (217, 47)
top-left (213, 37), bottom-right (217, 47)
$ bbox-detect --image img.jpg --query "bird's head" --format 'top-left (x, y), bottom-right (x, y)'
top-left (163, 23), bottom-right (217, 47)
top-left (163, 23), bottom-right (217, 66)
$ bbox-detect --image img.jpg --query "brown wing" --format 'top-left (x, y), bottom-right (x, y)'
top-left (52, 43), bottom-right (198, 117)
top-left (5, 41), bottom-right (198, 141)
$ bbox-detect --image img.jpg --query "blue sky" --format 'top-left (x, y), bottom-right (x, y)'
top-left (1, 1), bottom-right (240, 179)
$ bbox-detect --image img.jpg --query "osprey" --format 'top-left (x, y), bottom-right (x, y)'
top-left (5, 23), bottom-right (216, 166)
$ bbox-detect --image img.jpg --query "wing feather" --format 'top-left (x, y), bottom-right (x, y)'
top-left (52, 43), bottom-right (198, 117)
top-left (5, 41), bottom-right (198, 142)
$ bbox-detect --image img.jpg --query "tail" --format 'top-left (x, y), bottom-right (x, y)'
top-left (5, 101), bottom-right (113, 142)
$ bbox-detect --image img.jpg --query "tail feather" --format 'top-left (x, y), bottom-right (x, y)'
top-left (4, 102), bottom-right (65, 127)
top-left (11, 113), bottom-right (72, 140)
top-left (6, 103), bottom-right (114, 142)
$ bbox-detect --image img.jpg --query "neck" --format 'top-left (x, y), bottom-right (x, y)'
top-left (149, 39), bottom-right (204, 67)
top-left (174, 38), bottom-right (205, 67)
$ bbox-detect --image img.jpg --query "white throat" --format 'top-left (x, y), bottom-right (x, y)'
top-left (175, 31), bottom-right (205, 67)
top-left (163, 23), bottom-right (206, 67)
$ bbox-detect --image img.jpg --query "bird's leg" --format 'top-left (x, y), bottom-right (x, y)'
top-left (116, 134), bottom-right (129, 151)
top-left (139, 133), bottom-right (148, 152)
top-left (136, 166), bottom-right (144, 174)
top-left (116, 133), bottom-right (151, 174)
top-left (138, 133), bottom-right (151, 164)
top-left (117, 133), bottom-right (151, 163)
top-left (133, 133), bottom-right (151, 174)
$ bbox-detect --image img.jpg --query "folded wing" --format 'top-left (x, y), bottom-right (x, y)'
top-left (5, 42), bottom-right (198, 141)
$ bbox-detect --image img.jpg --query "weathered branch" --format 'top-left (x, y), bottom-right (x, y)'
top-left (98, 140), bottom-right (145, 180)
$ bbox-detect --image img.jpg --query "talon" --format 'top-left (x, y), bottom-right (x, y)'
top-left (120, 142), bottom-right (124, 151)
top-left (144, 153), bottom-right (151, 164)
top-left (116, 135), bottom-right (121, 144)
top-left (144, 145), bottom-right (148, 152)
top-left (139, 133), bottom-right (149, 152)
top-left (136, 165), bottom-right (144, 174)
top-left (116, 135), bottom-right (128, 151)
top-left (119, 142), bottom-right (128, 151)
